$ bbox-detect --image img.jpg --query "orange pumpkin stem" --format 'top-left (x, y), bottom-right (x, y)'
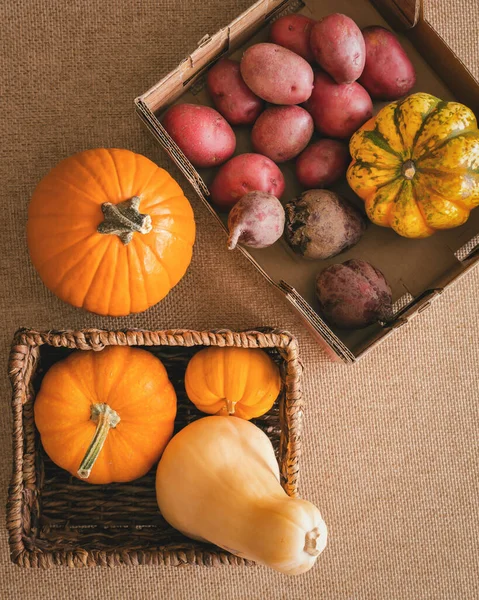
top-left (77, 403), bottom-right (120, 479)
top-left (401, 159), bottom-right (416, 180)
top-left (97, 196), bottom-right (152, 245)
top-left (225, 399), bottom-right (237, 415)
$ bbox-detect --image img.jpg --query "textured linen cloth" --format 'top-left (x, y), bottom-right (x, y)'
top-left (0, 1), bottom-right (478, 598)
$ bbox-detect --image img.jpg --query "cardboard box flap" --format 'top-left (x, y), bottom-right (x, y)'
top-left (372, 0), bottom-right (421, 29)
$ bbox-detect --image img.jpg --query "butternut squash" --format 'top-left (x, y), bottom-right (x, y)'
top-left (155, 416), bottom-right (327, 575)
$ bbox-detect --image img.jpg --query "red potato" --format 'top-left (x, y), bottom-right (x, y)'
top-left (305, 71), bottom-right (373, 139)
top-left (360, 26), bottom-right (416, 99)
top-left (206, 59), bottom-right (264, 126)
top-left (162, 104), bottom-right (236, 168)
top-left (296, 139), bottom-right (350, 188)
top-left (252, 106), bottom-right (314, 163)
top-left (269, 14), bottom-right (315, 62)
top-left (209, 153), bottom-right (285, 211)
top-left (310, 14), bottom-right (365, 84)
top-left (240, 43), bottom-right (314, 105)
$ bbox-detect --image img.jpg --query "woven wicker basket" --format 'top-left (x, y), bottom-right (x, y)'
top-left (7, 327), bottom-right (303, 568)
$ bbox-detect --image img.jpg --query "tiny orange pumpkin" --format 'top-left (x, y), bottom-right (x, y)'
top-left (27, 148), bottom-right (196, 316)
top-left (184, 347), bottom-right (281, 420)
top-left (34, 346), bottom-right (177, 484)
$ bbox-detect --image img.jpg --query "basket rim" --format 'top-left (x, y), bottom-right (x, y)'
top-left (7, 326), bottom-right (304, 568)
top-left (10, 326), bottom-right (298, 351)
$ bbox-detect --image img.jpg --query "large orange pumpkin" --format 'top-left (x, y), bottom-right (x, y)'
top-left (27, 148), bottom-right (196, 316)
top-left (34, 346), bottom-right (177, 484)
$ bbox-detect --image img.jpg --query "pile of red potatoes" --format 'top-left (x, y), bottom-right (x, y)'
top-left (162, 13), bottom-right (416, 330)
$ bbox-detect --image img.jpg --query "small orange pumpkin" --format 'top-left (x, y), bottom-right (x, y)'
top-left (27, 148), bottom-right (196, 316)
top-left (34, 346), bottom-right (177, 484)
top-left (184, 347), bottom-right (281, 420)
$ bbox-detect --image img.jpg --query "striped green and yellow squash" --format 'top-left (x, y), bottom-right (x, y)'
top-left (347, 92), bottom-right (479, 238)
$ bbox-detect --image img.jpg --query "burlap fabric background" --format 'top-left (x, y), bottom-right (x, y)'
top-left (1, 1), bottom-right (478, 598)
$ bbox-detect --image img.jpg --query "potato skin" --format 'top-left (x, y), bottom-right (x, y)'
top-left (285, 189), bottom-right (365, 259)
top-left (210, 153), bottom-right (286, 211)
top-left (162, 104), bottom-right (236, 168)
top-left (310, 14), bottom-right (365, 84)
top-left (240, 43), bottom-right (314, 105)
top-left (305, 71), bottom-right (373, 139)
top-left (206, 59), bottom-right (264, 125)
top-left (296, 140), bottom-right (349, 188)
top-left (252, 106), bottom-right (314, 163)
top-left (359, 26), bottom-right (416, 99)
top-left (269, 14), bottom-right (315, 62)
top-left (316, 259), bottom-right (393, 329)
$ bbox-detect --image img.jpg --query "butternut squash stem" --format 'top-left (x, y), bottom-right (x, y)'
top-left (304, 527), bottom-right (323, 557)
top-left (97, 196), bottom-right (152, 245)
top-left (77, 403), bottom-right (120, 479)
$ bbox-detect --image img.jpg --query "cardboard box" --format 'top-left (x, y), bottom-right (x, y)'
top-left (135, 0), bottom-right (479, 363)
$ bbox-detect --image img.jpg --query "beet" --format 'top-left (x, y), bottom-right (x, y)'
top-left (315, 259), bottom-right (393, 329)
top-left (227, 191), bottom-right (285, 250)
top-left (285, 190), bottom-right (366, 260)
